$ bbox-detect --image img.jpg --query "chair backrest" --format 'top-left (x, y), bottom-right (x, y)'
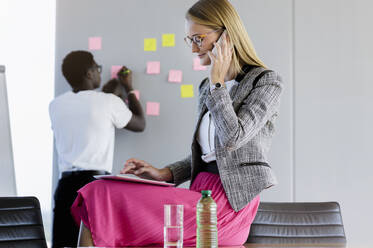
top-left (0, 197), bottom-right (47, 248)
top-left (247, 202), bottom-right (347, 244)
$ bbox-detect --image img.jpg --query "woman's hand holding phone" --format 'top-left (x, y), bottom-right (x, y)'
top-left (208, 30), bottom-right (233, 85)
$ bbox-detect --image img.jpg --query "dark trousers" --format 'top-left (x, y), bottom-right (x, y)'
top-left (52, 170), bottom-right (108, 248)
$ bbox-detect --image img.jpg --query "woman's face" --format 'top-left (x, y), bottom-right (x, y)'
top-left (185, 20), bottom-right (222, 66)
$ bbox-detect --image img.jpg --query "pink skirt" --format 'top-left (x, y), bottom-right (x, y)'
top-left (71, 172), bottom-right (260, 247)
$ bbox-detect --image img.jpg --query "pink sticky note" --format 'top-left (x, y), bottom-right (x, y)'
top-left (89, 37), bottom-right (102, 50)
top-left (146, 102), bottom-right (160, 116)
top-left (146, 61), bottom-right (160, 74)
top-left (111, 65), bottom-right (122, 78)
top-left (193, 57), bottom-right (207, 71)
top-left (132, 90), bottom-right (140, 100)
top-left (168, 70), bottom-right (183, 83)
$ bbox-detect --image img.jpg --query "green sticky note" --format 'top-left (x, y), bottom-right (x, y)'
top-left (162, 34), bottom-right (175, 47)
top-left (181, 85), bottom-right (194, 98)
top-left (144, 38), bottom-right (157, 51)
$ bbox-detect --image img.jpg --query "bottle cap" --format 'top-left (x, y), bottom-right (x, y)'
top-left (201, 190), bottom-right (212, 197)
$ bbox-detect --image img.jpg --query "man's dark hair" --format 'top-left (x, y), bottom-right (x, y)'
top-left (62, 50), bottom-right (95, 89)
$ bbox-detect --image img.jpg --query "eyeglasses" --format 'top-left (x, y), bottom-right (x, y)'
top-left (92, 64), bottom-right (102, 73)
top-left (184, 28), bottom-right (223, 48)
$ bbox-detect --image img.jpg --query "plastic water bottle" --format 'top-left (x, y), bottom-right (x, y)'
top-left (196, 190), bottom-right (218, 248)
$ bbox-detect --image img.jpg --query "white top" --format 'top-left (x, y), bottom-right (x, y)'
top-left (49, 90), bottom-right (132, 174)
top-left (197, 79), bottom-right (238, 162)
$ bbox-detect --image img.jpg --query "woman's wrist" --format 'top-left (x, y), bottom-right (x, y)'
top-left (160, 168), bottom-right (173, 182)
top-left (210, 77), bottom-right (224, 84)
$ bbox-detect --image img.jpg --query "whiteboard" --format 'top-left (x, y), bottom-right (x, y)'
top-left (0, 65), bottom-right (17, 196)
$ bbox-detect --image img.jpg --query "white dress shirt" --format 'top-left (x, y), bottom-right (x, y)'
top-left (49, 90), bottom-right (132, 174)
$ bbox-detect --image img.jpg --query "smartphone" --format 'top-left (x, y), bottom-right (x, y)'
top-left (211, 30), bottom-right (227, 56)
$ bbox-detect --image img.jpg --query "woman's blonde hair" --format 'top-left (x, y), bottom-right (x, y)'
top-left (186, 0), bottom-right (267, 76)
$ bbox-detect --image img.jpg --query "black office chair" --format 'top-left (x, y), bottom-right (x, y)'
top-left (247, 202), bottom-right (347, 244)
top-left (0, 196), bottom-right (47, 248)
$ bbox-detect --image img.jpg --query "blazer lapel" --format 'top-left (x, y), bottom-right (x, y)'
top-left (192, 104), bottom-right (207, 142)
top-left (192, 82), bottom-right (209, 143)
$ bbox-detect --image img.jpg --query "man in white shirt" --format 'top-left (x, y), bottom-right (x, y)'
top-left (49, 50), bottom-right (145, 248)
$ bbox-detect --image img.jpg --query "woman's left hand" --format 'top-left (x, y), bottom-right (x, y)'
top-left (121, 158), bottom-right (172, 181)
top-left (207, 31), bottom-right (233, 84)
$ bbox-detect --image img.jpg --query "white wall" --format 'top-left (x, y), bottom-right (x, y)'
top-left (294, 0), bottom-right (373, 245)
top-left (0, 66), bottom-right (17, 196)
top-left (0, 0), bottom-right (56, 243)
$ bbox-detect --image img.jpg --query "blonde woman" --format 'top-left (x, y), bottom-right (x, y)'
top-left (72, 0), bottom-right (283, 246)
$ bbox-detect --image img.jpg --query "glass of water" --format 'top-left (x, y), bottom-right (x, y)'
top-left (164, 204), bottom-right (183, 248)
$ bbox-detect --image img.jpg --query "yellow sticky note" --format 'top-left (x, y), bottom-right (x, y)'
top-left (144, 38), bottom-right (157, 51)
top-left (181, 85), bottom-right (194, 98)
top-left (162, 34), bottom-right (175, 47)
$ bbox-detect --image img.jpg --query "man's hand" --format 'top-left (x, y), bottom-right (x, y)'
top-left (117, 66), bottom-right (133, 92)
top-left (116, 66), bottom-right (146, 132)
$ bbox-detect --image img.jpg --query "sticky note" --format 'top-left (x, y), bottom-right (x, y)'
top-left (89, 37), bottom-right (102, 50)
top-left (147, 61), bottom-right (160, 74)
top-left (111, 65), bottom-right (122, 78)
top-left (144, 38), bottom-right (157, 51)
top-left (146, 102), bottom-right (160, 116)
top-left (181, 85), bottom-right (194, 98)
top-left (132, 90), bottom-right (140, 100)
top-left (168, 70), bottom-right (182, 83)
top-left (193, 57), bottom-right (207, 71)
top-left (162, 34), bottom-right (175, 47)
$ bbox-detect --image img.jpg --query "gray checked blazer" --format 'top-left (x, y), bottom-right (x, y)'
top-left (166, 66), bottom-right (283, 212)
